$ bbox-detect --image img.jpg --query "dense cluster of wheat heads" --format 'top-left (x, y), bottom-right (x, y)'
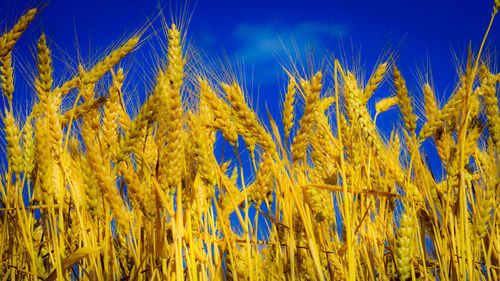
top-left (1, 3), bottom-right (500, 281)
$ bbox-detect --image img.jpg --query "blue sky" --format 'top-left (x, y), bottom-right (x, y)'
top-left (3, 0), bottom-right (498, 86)
top-left (1, 0), bottom-right (499, 177)
top-left (3, 0), bottom-right (498, 100)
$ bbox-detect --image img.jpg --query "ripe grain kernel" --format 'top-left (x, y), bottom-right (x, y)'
top-left (375, 96), bottom-right (398, 114)
top-left (283, 77), bottom-right (296, 142)
top-left (224, 81), bottom-right (277, 156)
top-left (393, 66), bottom-right (417, 138)
top-left (291, 71), bottom-right (322, 162)
top-left (363, 61), bottom-right (387, 104)
top-left (4, 111), bottom-right (23, 174)
top-left (0, 8), bottom-right (37, 57)
top-left (162, 24), bottom-right (186, 190)
top-left (395, 207), bottom-right (416, 281)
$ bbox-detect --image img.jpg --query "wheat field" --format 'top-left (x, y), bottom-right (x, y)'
top-left (1, 2), bottom-right (500, 281)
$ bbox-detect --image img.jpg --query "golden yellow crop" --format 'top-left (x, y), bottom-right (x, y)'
top-left (0, 3), bottom-right (499, 281)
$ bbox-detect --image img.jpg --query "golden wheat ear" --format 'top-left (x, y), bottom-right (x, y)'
top-left (290, 71), bottom-right (322, 163)
top-left (0, 9), bottom-right (37, 109)
top-left (282, 76), bottom-right (296, 143)
top-left (363, 61), bottom-right (387, 104)
top-left (393, 65), bottom-right (417, 139)
top-left (0, 8), bottom-right (37, 57)
top-left (58, 35), bottom-right (141, 96)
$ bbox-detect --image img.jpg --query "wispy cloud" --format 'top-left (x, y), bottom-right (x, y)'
top-left (232, 21), bottom-right (346, 64)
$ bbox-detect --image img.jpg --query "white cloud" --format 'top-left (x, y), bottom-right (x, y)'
top-left (232, 21), bottom-right (346, 64)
